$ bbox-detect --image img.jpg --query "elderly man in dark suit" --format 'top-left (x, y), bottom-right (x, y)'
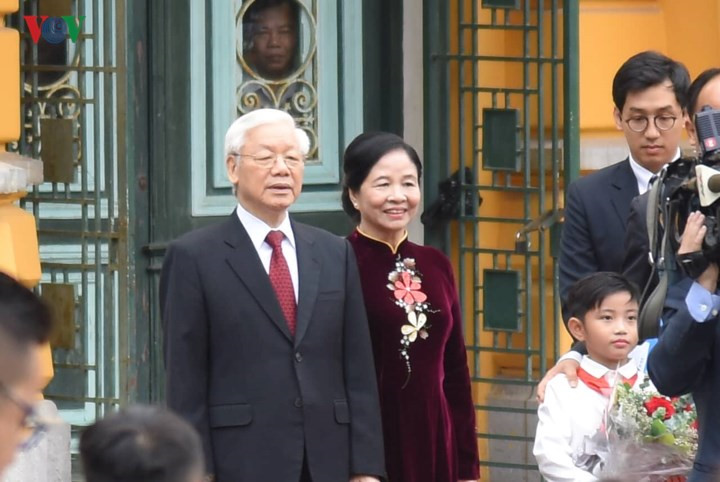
top-left (537, 51), bottom-right (690, 401)
top-left (160, 109), bottom-right (385, 482)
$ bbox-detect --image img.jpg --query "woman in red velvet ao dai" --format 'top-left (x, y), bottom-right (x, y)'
top-left (342, 132), bottom-right (479, 482)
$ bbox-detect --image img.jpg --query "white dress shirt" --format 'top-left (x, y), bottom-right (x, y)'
top-left (235, 203), bottom-right (299, 301)
top-left (628, 148), bottom-right (680, 195)
top-left (534, 356), bottom-right (640, 482)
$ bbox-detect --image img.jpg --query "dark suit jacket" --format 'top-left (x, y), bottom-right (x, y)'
top-left (622, 192), bottom-right (656, 296)
top-left (160, 213), bottom-right (385, 482)
top-left (560, 158), bottom-right (639, 300)
top-left (648, 278), bottom-right (720, 481)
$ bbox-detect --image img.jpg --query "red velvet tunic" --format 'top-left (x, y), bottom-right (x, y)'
top-left (348, 230), bottom-right (480, 482)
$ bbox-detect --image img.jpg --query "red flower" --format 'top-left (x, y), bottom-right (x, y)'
top-left (685, 404), bottom-right (694, 412)
top-left (691, 420), bottom-right (699, 430)
top-left (644, 396), bottom-right (676, 420)
top-left (393, 272), bottom-right (428, 304)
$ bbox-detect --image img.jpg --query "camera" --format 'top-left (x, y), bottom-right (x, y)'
top-left (637, 109), bottom-right (720, 339)
top-left (663, 106), bottom-right (720, 271)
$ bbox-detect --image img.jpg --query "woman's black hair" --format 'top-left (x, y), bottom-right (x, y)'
top-left (341, 131), bottom-right (422, 222)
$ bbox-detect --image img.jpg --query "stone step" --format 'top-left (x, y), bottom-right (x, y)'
top-left (484, 380), bottom-right (542, 482)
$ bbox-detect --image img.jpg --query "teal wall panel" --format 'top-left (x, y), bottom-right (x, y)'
top-left (189, 0), bottom-right (364, 216)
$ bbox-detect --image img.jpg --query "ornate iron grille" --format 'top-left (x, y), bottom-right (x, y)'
top-left (8, 0), bottom-right (129, 433)
top-left (425, 0), bottom-right (579, 479)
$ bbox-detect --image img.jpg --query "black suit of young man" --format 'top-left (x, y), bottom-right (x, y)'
top-left (560, 158), bottom-right (639, 301)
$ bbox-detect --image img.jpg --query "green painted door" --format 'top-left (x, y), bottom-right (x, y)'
top-left (144, 0), bottom-right (406, 402)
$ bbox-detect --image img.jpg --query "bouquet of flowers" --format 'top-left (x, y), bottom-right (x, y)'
top-left (593, 378), bottom-right (698, 481)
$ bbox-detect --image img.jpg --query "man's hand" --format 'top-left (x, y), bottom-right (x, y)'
top-left (535, 358), bottom-right (580, 402)
top-left (350, 476), bottom-right (380, 482)
top-left (679, 211), bottom-right (719, 291)
top-left (678, 211), bottom-right (707, 255)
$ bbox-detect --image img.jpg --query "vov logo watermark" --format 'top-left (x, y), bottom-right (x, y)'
top-left (23, 16), bottom-right (86, 44)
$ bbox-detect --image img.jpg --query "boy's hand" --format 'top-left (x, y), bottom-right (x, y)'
top-left (535, 358), bottom-right (580, 402)
top-left (679, 211), bottom-right (719, 291)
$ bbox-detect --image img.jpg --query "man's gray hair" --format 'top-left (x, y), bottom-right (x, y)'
top-left (224, 108), bottom-right (310, 158)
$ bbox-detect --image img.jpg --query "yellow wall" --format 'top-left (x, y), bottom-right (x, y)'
top-left (0, 0), bottom-right (53, 390)
top-left (580, 0), bottom-right (720, 135)
top-left (0, 0), bottom-right (19, 144)
top-left (0, 0), bottom-right (34, 283)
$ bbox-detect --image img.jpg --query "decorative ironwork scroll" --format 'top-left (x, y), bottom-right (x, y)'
top-left (8, 0), bottom-right (129, 430)
top-left (192, 0), bottom-right (363, 215)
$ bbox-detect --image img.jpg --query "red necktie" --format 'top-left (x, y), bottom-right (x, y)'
top-left (577, 367), bottom-right (638, 397)
top-left (266, 231), bottom-right (296, 336)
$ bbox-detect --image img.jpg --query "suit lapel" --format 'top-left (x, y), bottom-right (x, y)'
top-left (222, 214), bottom-right (293, 342)
top-left (293, 222), bottom-right (320, 346)
top-left (610, 158), bottom-right (640, 226)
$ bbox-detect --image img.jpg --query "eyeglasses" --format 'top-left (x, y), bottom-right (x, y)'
top-left (624, 115), bottom-right (678, 133)
top-left (0, 382), bottom-right (61, 450)
top-left (231, 152), bottom-right (304, 169)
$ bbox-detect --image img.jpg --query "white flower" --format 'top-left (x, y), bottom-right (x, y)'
top-left (401, 311), bottom-right (428, 343)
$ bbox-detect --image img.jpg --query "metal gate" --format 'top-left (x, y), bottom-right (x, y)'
top-left (8, 0), bottom-right (130, 445)
top-left (425, 0), bottom-right (578, 479)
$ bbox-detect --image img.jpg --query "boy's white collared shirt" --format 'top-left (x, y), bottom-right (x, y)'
top-left (534, 356), bottom-right (640, 482)
top-left (580, 355), bottom-right (639, 386)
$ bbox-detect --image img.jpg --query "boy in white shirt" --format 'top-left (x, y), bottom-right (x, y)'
top-left (534, 272), bottom-right (640, 482)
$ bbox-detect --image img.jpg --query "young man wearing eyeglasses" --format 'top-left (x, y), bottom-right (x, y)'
top-left (622, 68), bottom-right (720, 299)
top-left (559, 50), bottom-right (690, 307)
top-left (537, 51), bottom-right (691, 402)
top-left (0, 272), bottom-right (52, 475)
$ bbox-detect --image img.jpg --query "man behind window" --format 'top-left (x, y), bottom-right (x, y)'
top-left (243, 0), bottom-right (299, 80)
top-left (0, 272), bottom-right (53, 476)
